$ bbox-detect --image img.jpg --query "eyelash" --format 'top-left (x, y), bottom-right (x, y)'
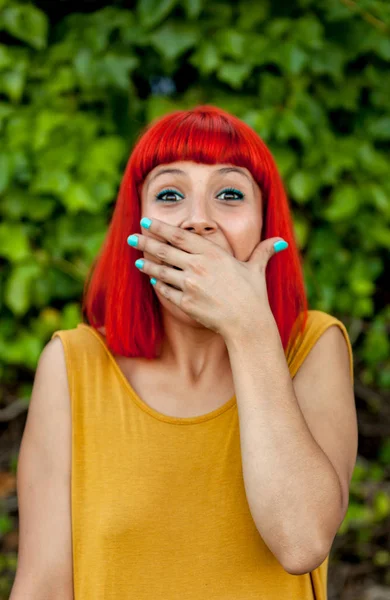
top-left (155, 187), bottom-right (245, 203)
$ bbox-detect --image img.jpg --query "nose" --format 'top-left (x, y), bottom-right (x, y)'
top-left (183, 222), bottom-right (217, 235)
top-left (181, 209), bottom-right (218, 236)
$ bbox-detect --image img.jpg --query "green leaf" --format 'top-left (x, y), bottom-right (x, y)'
top-left (362, 321), bottom-right (390, 364)
top-left (5, 262), bottom-right (41, 316)
top-left (100, 54), bottom-right (139, 90)
top-left (350, 279), bottom-right (375, 296)
top-left (370, 226), bottom-right (390, 250)
top-left (379, 439), bottom-right (390, 465)
top-left (345, 503), bottom-right (374, 527)
top-left (237, 0), bottom-right (269, 29)
top-left (215, 30), bottom-right (246, 59)
top-left (292, 215), bottom-right (310, 249)
top-left (30, 169), bottom-right (71, 196)
top-left (0, 223), bottom-right (30, 262)
top-left (0, 70), bottom-right (26, 103)
top-left (190, 42), bottom-right (220, 75)
top-left (79, 137), bottom-right (126, 178)
top-left (2, 5), bottom-right (48, 49)
top-left (289, 171), bottom-right (318, 203)
top-left (252, 107), bottom-right (277, 141)
top-left (62, 182), bottom-right (97, 214)
top-left (309, 44), bottom-right (345, 82)
top-left (373, 491), bottom-right (390, 521)
top-left (323, 185), bottom-right (360, 221)
top-left (275, 111), bottom-right (312, 145)
top-left (258, 73), bottom-right (286, 107)
top-left (373, 550), bottom-right (390, 567)
top-left (217, 62), bottom-right (252, 89)
top-left (0, 152), bottom-right (11, 193)
top-left (137, 0), bottom-right (178, 29)
top-left (0, 44), bottom-right (13, 69)
top-left (364, 184), bottom-right (390, 217)
top-left (182, 0), bottom-right (203, 19)
top-left (367, 116), bottom-right (390, 140)
top-left (0, 515), bottom-right (13, 536)
top-left (271, 146), bottom-right (298, 177)
top-left (293, 16), bottom-right (324, 50)
top-left (145, 96), bottom-right (181, 122)
top-left (33, 110), bottom-right (69, 152)
top-left (266, 18), bottom-right (292, 40)
top-left (149, 23), bottom-right (200, 60)
top-left (357, 143), bottom-right (389, 176)
top-left (271, 42), bottom-right (308, 75)
top-left (376, 37), bottom-right (390, 61)
top-left (243, 34), bottom-right (270, 66)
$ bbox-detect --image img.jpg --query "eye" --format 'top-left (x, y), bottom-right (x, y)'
top-left (217, 187), bottom-right (245, 201)
top-left (154, 187), bottom-right (245, 203)
top-left (155, 188), bottom-right (184, 203)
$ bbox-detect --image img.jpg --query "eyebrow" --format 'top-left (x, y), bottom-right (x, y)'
top-left (147, 166), bottom-right (252, 187)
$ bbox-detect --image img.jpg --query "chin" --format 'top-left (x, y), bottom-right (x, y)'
top-left (157, 293), bottom-right (206, 328)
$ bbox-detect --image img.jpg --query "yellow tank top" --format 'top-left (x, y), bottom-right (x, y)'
top-left (51, 309), bottom-right (354, 600)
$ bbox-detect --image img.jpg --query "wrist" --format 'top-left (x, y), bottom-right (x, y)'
top-left (223, 310), bottom-right (277, 349)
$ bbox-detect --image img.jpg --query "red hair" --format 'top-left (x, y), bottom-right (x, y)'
top-left (82, 105), bottom-right (308, 358)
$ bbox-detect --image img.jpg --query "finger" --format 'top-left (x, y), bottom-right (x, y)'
top-left (140, 217), bottom-right (206, 254)
top-left (150, 277), bottom-right (183, 306)
top-left (127, 234), bottom-right (189, 271)
top-left (247, 237), bottom-right (288, 271)
top-left (135, 259), bottom-right (183, 291)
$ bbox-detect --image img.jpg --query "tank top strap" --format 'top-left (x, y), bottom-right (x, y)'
top-left (51, 323), bottom-right (111, 402)
top-left (286, 309), bottom-right (354, 382)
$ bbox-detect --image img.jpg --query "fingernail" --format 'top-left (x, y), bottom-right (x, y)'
top-left (140, 217), bottom-right (152, 229)
top-left (135, 259), bottom-right (144, 269)
top-left (127, 234), bottom-right (139, 247)
top-left (150, 277), bottom-right (157, 285)
top-left (274, 240), bottom-right (288, 253)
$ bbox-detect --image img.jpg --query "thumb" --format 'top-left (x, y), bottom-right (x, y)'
top-left (247, 237), bottom-right (289, 270)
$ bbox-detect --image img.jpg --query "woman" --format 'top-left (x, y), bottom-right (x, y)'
top-left (12, 105), bottom-right (358, 600)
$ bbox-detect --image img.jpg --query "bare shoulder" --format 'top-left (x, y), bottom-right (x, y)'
top-left (10, 336), bottom-right (73, 597)
top-left (44, 334), bottom-right (68, 367)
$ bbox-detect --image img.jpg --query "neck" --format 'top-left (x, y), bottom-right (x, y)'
top-left (156, 311), bottom-right (231, 386)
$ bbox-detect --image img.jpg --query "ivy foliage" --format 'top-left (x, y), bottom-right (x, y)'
top-left (0, 0), bottom-right (390, 584)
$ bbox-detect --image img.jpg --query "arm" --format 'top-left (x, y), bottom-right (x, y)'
top-left (9, 338), bottom-right (73, 600)
top-left (224, 315), bottom-right (356, 575)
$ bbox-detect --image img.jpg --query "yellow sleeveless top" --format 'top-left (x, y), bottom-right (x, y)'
top-left (51, 309), bottom-right (354, 600)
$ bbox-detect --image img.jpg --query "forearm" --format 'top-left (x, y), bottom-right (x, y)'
top-left (224, 315), bottom-right (343, 570)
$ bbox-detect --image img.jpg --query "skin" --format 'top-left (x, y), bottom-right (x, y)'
top-left (139, 161), bottom-right (264, 386)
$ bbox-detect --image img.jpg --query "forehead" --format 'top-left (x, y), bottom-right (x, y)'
top-left (144, 161), bottom-right (255, 185)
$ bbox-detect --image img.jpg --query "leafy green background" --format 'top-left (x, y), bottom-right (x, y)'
top-left (0, 0), bottom-right (389, 597)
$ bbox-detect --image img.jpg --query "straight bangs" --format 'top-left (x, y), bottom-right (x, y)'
top-left (131, 107), bottom-right (270, 197)
top-left (82, 105), bottom-right (308, 359)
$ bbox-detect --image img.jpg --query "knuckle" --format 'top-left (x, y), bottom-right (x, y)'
top-left (181, 294), bottom-right (192, 311)
top-left (170, 230), bottom-right (187, 247)
top-left (184, 276), bottom-right (199, 291)
top-left (158, 264), bottom-right (169, 280)
top-left (156, 245), bottom-right (169, 261)
top-left (189, 257), bottom-right (207, 276)
top-left (160, 284), bottom-right (170, 298)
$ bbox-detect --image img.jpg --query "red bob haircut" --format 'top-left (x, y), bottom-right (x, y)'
top-left (82, 105), bottom-right (308, 358)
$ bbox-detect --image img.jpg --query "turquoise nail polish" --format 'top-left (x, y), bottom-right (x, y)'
top-left (140, 217), bottom-right (152, 229)
top-left (274, 240), bottom-right (288, 253)
top-left (135, 259), bottom-right (144, 269)
top-left (150, 277), bottom-right (157, 285)
top-left (127, 234), bottom-right (138, 247)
